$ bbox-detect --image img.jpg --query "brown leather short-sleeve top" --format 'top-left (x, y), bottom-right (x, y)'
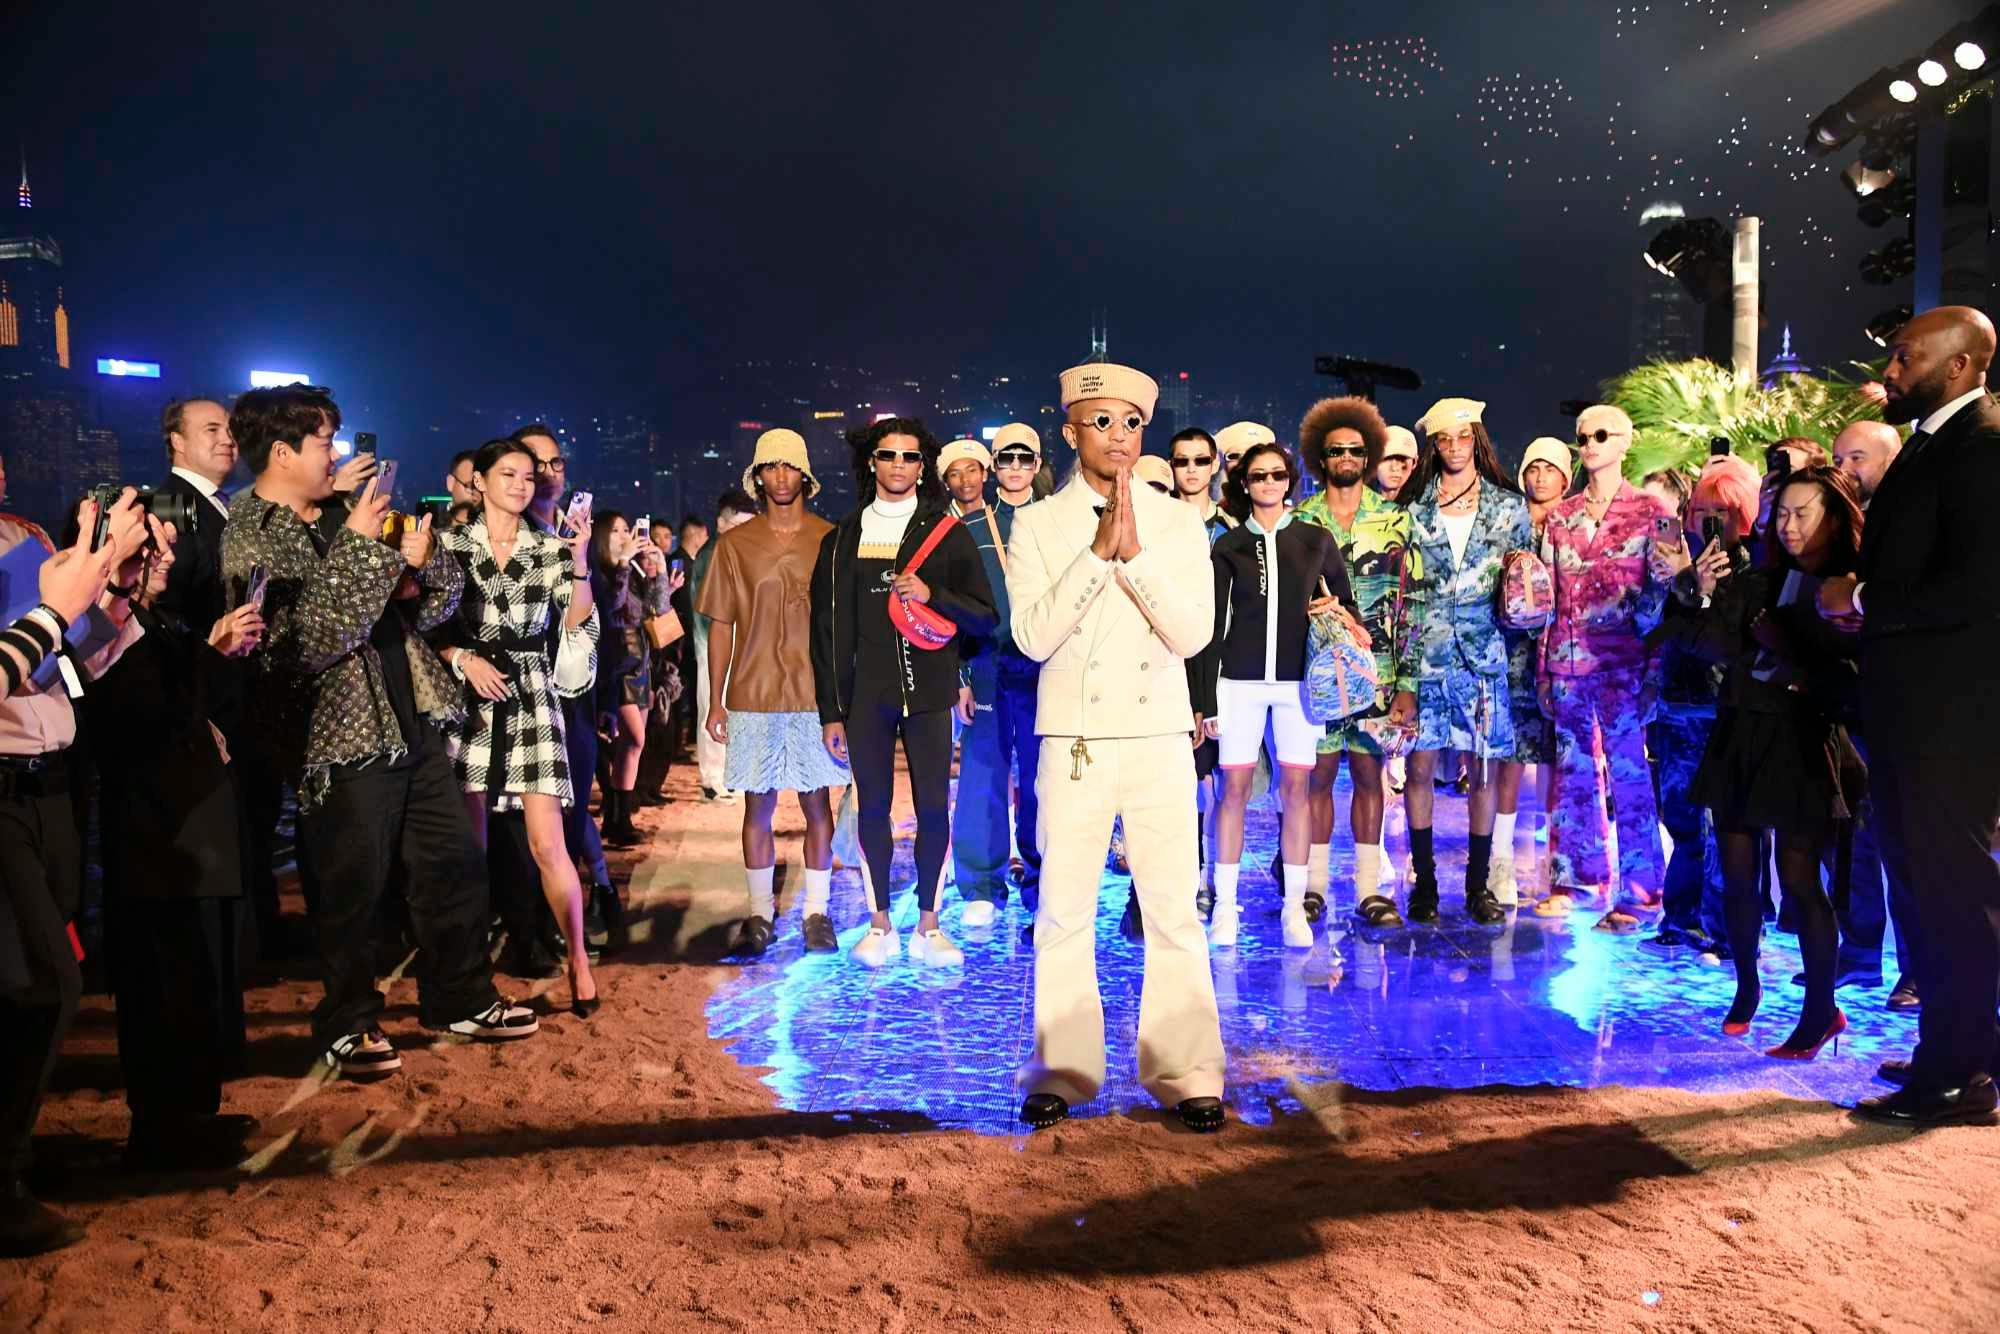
top-left (694, 511), bottom-right (834, 713)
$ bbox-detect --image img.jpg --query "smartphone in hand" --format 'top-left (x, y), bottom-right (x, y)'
top-left (562, 490), bottom-right (593, 536)
top-left (245, 563), bottom-right (270, 610)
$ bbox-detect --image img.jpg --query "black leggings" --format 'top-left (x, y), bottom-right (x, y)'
top-left (1718, 829), bottom-right (1838, 1037)
top-left (847, 684), bottom-right (954, 913)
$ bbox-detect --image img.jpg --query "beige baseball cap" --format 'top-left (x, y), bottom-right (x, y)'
top-left (1381, 425), bottom-right (1420, 462)
top-left (1215, 421), bottom-right (1277, 460)
top-left (1130, 455), bottom-right (1174, 491)
top-left (991, 422), bottom-right (1041, 456)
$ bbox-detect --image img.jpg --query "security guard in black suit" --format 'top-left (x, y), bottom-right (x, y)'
top-left (1820, 306), bottom-right (2000, 1127)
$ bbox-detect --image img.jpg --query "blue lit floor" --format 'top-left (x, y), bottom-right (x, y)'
top-left (705, 780), bottom-right (1912, 1134)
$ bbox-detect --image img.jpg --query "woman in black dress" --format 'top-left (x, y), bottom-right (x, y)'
top-left (588, 512), bottom-right (669, 848)
top-left (1675, 463), bottom-right (1865, 1060)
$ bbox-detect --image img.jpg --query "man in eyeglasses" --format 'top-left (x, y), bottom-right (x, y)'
top-left (1294, 397), bottom-right (1426, 929)
top-left (1006, 361), bottom-right (1225, 1134)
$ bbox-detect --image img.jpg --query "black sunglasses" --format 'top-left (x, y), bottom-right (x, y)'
top-left (1323, 444), bottom-right (1369, 458)
top-left (1575, 428), bottom-right (1626, 446)
top-left (994, 449), bottom-right (1037, 467)
top-left (873, 449), bottom-right (923, 464)
top-left (1246, 468), bottom-right (1290, 484)
top-left (1171, 454), bottom-right (1215, 468)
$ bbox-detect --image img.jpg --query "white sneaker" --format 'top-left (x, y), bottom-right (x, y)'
top-left (909, 929), bottom-right (964, 967)
top-left (324, 1028), bottom-right (401, 1079)
top-left (1489, 855), bottom-right (1519, 907)
top-left (961, 900), bottom-right (998, 928)
top-left (850, 926), bottom-right (902, 968)
top-left (1281, 904), bottom-right (1314, 948)
top-left (441, 1000), bottom-right (539, 1041)
top-left (1209, 901), bottom-right (1240, 948)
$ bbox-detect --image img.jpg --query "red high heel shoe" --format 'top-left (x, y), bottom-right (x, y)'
top-left (1766, 1008), bottom-right (1846, 1061)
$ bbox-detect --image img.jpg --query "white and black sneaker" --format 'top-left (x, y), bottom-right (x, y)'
top-left (439, 1000), bottom-right (539, 1041)
top-left (325, 1028), bottom-right (402, 1080)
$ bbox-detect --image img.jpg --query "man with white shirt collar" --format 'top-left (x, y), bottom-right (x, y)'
top-left (1007, 360), bottom-right (1225, 1133)
top-left (156, 398), bottom-right (238, 628)
top-left (1819, 305), bottom-right (2000, 1128)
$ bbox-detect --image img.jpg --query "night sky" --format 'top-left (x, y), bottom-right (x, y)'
top-left (3, 0), bottom-right (1966, 459)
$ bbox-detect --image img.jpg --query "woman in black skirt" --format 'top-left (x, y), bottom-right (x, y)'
top-left (1674, 463), bottom-right (1864, 1060)
top-left (588, 512), bottom-right (669, 848)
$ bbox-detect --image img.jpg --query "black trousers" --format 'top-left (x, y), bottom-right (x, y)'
top-left (298, 728), bottom-right (498, 1047)
top-left (0, 786), bottom-right (82, 1177)
top-left (561, 694), bottom-right (610, 886)
top-left (847, 684), bottom-right (953, 913)
top-left (1865, 723), bottom-right (2000, 1087)
top-left (105, 893), bottom-right (246, 1127)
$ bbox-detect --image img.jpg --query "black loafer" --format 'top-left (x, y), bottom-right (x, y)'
top-left (1877, 1058), bottom-right (1912, 1087)
top-left (1854, 1075), bottom-right (1998, 1127)
top-left (1886, 981), bottom-right (1921, 1011)
top-left (1176, 1097), bottom-right (1225, 1133)
top-left (1021, 1093), bottom-right (1069, 1129)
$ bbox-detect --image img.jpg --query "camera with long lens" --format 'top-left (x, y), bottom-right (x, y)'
top-left (88, 483), bottom-right (203, 551)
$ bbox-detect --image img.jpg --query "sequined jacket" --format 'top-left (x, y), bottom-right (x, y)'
top-left (1537, 481), bottom-right (1672, 686)
top-left (1295, 486), bottom-right (1426, 698)
top-left (1406, 478), bottom-right (1533, 683)
top-left (220, 489), bottom-right (466, 806)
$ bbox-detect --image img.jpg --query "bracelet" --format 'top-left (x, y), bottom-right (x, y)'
top-left (448, 650), bottom-right (471, 682)
top-left (570, 570), bottom-right (588, 580)
top-left (30, 603), bottom-right (69, 636)
top-left (108, 582), bottom-right (138, 600)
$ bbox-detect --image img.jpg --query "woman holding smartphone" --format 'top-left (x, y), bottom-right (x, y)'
top-left (436, 437), bottom-right (603, 1016)
top-left (588, 512), bottom-right (672, 848)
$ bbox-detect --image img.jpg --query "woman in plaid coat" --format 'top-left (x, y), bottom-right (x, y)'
top-left (435, 437), bottom-right (604, 1016)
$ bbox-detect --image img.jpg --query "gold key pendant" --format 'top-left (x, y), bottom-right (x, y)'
top-left (1069, 738), bottom-right (1092, 781)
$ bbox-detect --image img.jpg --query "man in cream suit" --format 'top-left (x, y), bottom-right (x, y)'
top-left (1007, 361), bottom-right (1226, 1133)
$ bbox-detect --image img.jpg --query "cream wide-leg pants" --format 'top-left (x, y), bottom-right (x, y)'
top-left (1025, 733), bottom-right (1225, 1107)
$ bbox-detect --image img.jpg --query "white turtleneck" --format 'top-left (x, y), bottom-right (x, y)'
top-left (858, 491), bottom-right (918, 559)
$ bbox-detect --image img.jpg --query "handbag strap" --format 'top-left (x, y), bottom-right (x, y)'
top-left (901, 513), bottom-right (959, 576)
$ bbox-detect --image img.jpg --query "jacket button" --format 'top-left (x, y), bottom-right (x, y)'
top-left (1091, 694), bottom-right (1101, 703)
top-left (1090, 661), bottom-right (1099, 669)
top-left (1138, 695), bottom-right (1148, 704)
top-left (1139, 661), bottom-right (1149, 670)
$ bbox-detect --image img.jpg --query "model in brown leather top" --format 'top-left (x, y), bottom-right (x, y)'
top-left (696, 510), bottom-right (834, 714)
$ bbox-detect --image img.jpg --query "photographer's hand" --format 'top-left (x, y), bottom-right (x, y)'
top-left (102, 488), bottom-right (148, 564)
top-left (39, 502), bottom-right (119, 624)
top-left (332, 453), bottom-right (378, 495)
top-left (343, 477), bottom-right (392, 538)
top-left (209, 604), bottom-right (266, 658)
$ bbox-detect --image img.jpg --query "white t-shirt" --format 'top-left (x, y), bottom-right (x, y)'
top-left (1441, 509), bottom-right (1476, 566)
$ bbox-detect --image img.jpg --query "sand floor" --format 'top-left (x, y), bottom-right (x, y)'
top-left (8, 764), bottom-right (2000, 1333)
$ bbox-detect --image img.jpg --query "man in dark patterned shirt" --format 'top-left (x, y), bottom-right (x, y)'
top-left (222, 385), bottom-right (536, 1081)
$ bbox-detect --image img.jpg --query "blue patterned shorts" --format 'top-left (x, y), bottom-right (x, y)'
top-left (724, 709), bottom-right (850, 794)
top-left (1414, 672), bottom-right (1518, 759)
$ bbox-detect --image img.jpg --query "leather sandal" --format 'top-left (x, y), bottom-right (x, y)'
top-left (1354, 895), bottom-right (1404, 930)
top-left (1021, 1093), bottom-right (1069, 1129)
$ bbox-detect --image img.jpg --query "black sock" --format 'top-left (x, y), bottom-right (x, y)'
top-left (1410, 826), bottom-right (1436, 882)
top-left (1467, 833), bottom-right (1493, 895)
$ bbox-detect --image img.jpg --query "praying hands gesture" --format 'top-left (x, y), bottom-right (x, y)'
top-left (1090, 466), bottom-right (1142, 563)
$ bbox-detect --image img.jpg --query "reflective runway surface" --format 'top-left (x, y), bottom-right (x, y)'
top-left (707, 784), bottom-right (1911, 1134)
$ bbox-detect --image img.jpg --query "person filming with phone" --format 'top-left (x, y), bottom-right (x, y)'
top-left (221, 384), bottom-right (537, 1085)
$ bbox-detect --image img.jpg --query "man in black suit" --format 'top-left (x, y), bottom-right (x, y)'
top-left (1819, 305), bottom-right (2000, 1126)
top-left (155, 398), bottom-right (237, 627)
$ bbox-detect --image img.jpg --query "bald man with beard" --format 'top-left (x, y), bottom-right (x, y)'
top-left (1829, 421), bottom-right (1903, 509)
top-left (1820, 306), bottom-right (2000, 1126)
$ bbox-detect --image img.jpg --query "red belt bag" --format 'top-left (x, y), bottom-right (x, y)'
top-left (887, 515), bottom-right (960, 651)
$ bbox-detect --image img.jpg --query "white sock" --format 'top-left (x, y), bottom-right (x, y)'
top-left (1214, 862), bottom-right (1241, 911)
top-left (1283, 863), bottom-right (1307, 910)
top-left (1355, 843), bottom-right (1383, 899)
top-left (746, 865), bottom-right (776, 920)
top-left (1307, 843), bottom-right (1329, 897)
top-left (802, 867), bottom-right (831, 918)
top-left (1494, 812), bottom-right (1518, 859)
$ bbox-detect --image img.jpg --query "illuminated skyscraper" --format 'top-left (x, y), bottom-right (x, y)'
top-left (0, 153), bottom-right (67, 380)
top-left (1631, 201), bottom-right (1697, 366)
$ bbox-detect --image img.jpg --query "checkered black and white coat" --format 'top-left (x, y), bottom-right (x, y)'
top-left (439, 519), bottom-right (600, 808)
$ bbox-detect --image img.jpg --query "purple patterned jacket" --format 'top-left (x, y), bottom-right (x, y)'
top-left (1537, 481), bottom-right (1672, 687)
